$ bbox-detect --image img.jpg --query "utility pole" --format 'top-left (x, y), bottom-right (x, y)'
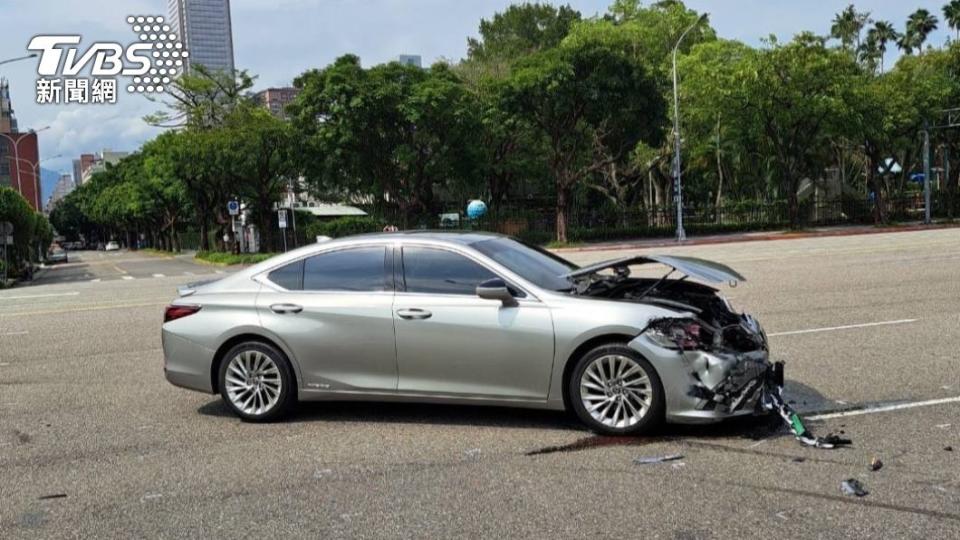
top-left (923, 121), bottom-right (931, 225)
top-left (670, 13), bottom-right (708, 242)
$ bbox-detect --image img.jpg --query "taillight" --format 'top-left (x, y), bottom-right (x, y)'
top-left (164, 304), bottom-right (201, 323)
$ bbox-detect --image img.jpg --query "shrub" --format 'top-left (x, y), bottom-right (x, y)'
top-left (304, 216), bottom-right (383, 239)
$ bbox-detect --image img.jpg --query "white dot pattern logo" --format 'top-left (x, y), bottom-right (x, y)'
top-left (126, 14), bottom-right (185, 93)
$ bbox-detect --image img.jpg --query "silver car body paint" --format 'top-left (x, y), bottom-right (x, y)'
top-left (162, 232), bottom-right (770, 423)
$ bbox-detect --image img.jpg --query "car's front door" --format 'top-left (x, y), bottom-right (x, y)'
top-left (257, 245), bottom-right (397, 392)
top-left (393, 245), bottom-right (555, 400)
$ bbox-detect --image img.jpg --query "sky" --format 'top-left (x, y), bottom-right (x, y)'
top-left (0, 0), bottom-right (952, 177)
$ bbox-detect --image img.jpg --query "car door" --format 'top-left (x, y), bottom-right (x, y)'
top-left (393, 244), bottom-right (555, 400)
top-left (257, 244), bottom-right (398, 392)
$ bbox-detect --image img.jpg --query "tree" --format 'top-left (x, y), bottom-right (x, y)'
top-left (291, 56), bottom-right (482, 226)
top-left (901, 9), bottom-right (939, 54)
top-left (831, 4), bottom-right (871, 52)
top-left (868, 21), bottom-right (899, 72)
top-left (945, 0), bottom-right (960, 40)
top-left (144, 65), bottom-right (256, 129)
top-left (466, 3), bottom-right (580, 64)
top-left (503, 41), bottom-right (666, 242)
top-left (737, 37), bottom-right (862, 226)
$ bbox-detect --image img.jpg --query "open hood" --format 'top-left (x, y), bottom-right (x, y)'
top-left (562, 254), bottom-right (746, 285)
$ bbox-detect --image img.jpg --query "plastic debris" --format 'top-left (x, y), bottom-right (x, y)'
top-left (945, 446), bottom-right (954, 452)
top-left (870, 457), bottom-right (883, 471)
top-left (37, 494), bottom-right (67, 500)
top-left (464, 448), bottom-right (481, 459)
top-left (633, 454), bottom-right (684, 465)
top-left (841, 478), bottom-right (869, 497)
top-left (761, 384), bottom-right (852, 449)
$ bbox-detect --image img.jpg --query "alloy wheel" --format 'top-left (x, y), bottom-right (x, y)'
top-left (579, 354), bottom-right (654, 429)
top-left (224, 349), bottom-right (282, 416)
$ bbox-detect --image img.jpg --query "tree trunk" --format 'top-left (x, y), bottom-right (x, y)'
top-left (199, 220), bottom-right (210, 252)
top-left (555, 184), bottom-right (570, 244)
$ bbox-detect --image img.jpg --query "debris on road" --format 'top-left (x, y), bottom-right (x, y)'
top-left (870, 457), bottom-right (883, 471)
top-left (464, 448), bottom-right (481, 459)
top-left (633, 454), bottom-right (684, 465)
top-left (945, 446), bottom-right (954, 452)
top-left (935, 424), bottom-right (951, 429)
top-left (313, 468), bottom-right (333, 479)
top-left (841, 479), bottom-right (869, 497)
top-left (37, 493), bottom-right (67, 500)
top-left (761, 384), bottom-right (851, 449)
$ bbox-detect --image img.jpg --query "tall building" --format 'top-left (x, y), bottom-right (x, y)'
top-left (46, 173), bottom-right (75, 212)
top-left (0, 79), bottom-right (41, 210)
top-left (254, 87), bottom-right (300, 119)
top-left (168, 0), bottom-right (236, 74)
top-left (398, 55), bottom-right (422, 68)
top-left (79, 150), bottom-right (130, 185)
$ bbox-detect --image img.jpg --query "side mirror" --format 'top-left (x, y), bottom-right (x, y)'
top-left (476, 278), bottom-right (518, 307)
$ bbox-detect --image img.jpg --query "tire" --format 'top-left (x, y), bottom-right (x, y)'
top-left (568, 344), bottom-right (665, 436)
top-left (218, 341), bottom-right (296, 422)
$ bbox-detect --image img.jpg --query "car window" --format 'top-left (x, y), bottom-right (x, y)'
top-left (303, 246), bottom-right (386, 291)
top-left (471, 237), bottom-right (577, 291)
top-left (403, 247), bottom-right (497, 295)
top-left (267, 260), bottom-right (303, 291)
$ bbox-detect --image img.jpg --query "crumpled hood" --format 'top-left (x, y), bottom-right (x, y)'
top-left (562, 254), bottom-right (746, 284)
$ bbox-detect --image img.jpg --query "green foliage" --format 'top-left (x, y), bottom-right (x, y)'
top-left (0, 187), bottom-right (52, 272)
top-left (304, 216), bottom-right (384, 239)
top-left (195, 251), bottom-right (275, 266)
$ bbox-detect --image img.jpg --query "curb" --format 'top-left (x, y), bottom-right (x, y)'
top-left (552, 222), bottom-right (959, 253)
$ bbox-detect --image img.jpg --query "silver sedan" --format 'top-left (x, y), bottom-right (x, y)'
top-left (162, 232), bottom-right (775, 435)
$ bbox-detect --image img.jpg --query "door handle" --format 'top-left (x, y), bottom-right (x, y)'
top-left (270, 303), bottom-right (303, 314)
top-left (397, 308), bottom-right (432, 320)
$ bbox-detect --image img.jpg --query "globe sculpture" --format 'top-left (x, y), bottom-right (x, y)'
top-left (466, 200), bottom-right (487, 219)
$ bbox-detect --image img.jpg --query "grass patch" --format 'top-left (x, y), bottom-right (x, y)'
top-left (195, 251), bottom-right (276, 266)
top-left (140, 248), bottom-right (177, 258)
top-left (544, 240), bottom-right (583, 249)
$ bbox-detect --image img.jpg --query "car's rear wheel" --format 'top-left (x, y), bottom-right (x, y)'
top-left (218, 342), bottom-right (296, 422)
top-left (568, 344), bottom-right (665, 436)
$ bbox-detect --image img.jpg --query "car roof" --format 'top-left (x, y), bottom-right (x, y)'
top-left (350, 230), bottom-right (508, 245)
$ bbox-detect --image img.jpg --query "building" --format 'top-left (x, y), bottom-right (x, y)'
top-left (254, 87), bottom-right (300, 119)
top-left (168, 0), bottom-right (236, 74)
top-left (0, 79), bottom-right (41, 211)
top-left (46, 173), bottom-right (75, 213)
top-left (73, 154), bottom-right (95, 186)
top-left (397, 55), bottom-right (422, 68)
top-left (79, 150), bottom-right (130, 184)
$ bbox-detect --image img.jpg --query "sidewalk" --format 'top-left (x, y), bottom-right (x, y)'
top-left (552, 221), bottom-right (960, 253)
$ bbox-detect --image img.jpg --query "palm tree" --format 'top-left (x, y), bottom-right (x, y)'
top-left (906, 8), bottom-right (939, 54)
top-left (858, 33), bottom-right (881, 73)
top-left (870, 20), bottom-right (899, 71)
top-left (831, 4), bottom-right (871, 51)
top-left (945, 0), bottom-right (960, 40)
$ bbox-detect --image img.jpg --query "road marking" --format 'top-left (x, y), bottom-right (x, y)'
top-left (90, 279), bottom-right (101, 283)
top-left (153, 273), bottom-right (165, 278)
top-left (0, 301), bottom-right (167, 318)
top-left (0, 331), bottom-right (28, 337)
top-left (768, 319), bottom-right (917, 337)
top-left (184, 271), bottom-right (195, 276)
top-left (215, 270), bottom-right (225, 274)
top-left (0, 291), bottom-right (80, 300)
top-left (121, 276), bottom-right (135, 280)
top-left (807, 396), bottom-right (960, 420)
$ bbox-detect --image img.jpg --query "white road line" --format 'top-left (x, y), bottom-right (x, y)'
top-left (808, 396), bottom-right (960, 420)
top-left (0, 291), bottom-right (80, 300)
top-left (121, 275), bottom-right (135, 280)
top-left (153, 273), bottom-right (165, 278)
top-left (0, 331), bottom-right (28, 337)
top-left (183, 271), bottom-right (195, 276)
top-left (768, 318), bottom-right (917, 337)
top-left (90, 279), bottom-right (101, 283)
top-left (215, 270), bottom-right (225, 274)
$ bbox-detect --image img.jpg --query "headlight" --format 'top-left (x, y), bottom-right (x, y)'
top-left (644, 318), bottom-right (708, 350)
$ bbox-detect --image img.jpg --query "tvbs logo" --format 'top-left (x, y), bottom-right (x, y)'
top-left (28, 15), bottom-right (187, 103)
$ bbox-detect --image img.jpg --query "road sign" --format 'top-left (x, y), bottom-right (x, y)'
top-left (278, 209), bottom-right (288, 229)
top-left (227, 200), bottom-right (240, 216)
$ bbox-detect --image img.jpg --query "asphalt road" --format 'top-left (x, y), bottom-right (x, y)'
top-left (2, 231), bottom-right (959, 538)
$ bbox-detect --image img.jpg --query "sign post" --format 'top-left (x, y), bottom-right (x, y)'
top-left (227, 200), bottom-right (242, 253)
top-left (278, 209), bottom-right (288, 253)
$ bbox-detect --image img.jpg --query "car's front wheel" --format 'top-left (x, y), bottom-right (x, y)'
top-left (218, 342), bottom-right (296, 422)
top-left (568, 344), bottom-right (665, 436)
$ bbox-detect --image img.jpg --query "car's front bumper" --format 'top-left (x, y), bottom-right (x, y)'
top-left (628, 333), bottom-right (773, 425)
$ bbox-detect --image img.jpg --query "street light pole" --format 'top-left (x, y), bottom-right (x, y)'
top-left (671, 13), bottom-right (708, 243)
top-left (0, 53), bottom-right (38, 67)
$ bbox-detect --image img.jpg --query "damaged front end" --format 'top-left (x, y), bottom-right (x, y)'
top-left (571, 255), bottom-right (845, 448)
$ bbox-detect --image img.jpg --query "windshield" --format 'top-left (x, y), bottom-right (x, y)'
top-left (471, 238), bottom-right (578, 291)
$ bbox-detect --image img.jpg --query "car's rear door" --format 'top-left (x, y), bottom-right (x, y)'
top-left (392, 244), bottom-right (554, 400)
top-left (257, 244), bottom-right (397, 392)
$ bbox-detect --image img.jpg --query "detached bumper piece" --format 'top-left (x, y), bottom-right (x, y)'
top-left (760, 362), bottom-right (851, 450)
